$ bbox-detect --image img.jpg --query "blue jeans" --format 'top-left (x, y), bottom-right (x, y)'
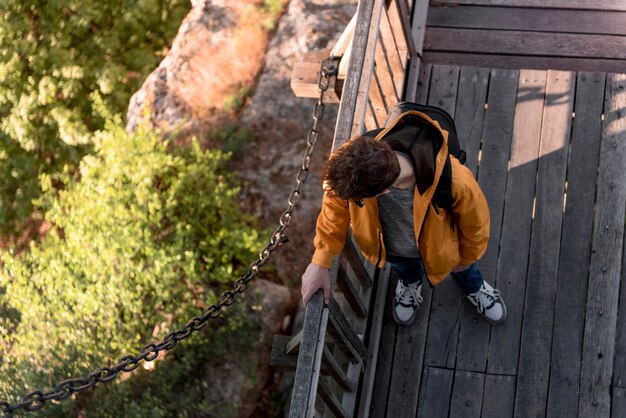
top-left (386, 254), bottom-right (483, 295)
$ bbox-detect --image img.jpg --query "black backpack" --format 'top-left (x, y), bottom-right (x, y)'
top-left (363, 101), bottom-right (466, 214)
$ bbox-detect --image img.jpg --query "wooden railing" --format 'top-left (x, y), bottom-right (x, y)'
top-left (271, 0), bottom-right (426, 416)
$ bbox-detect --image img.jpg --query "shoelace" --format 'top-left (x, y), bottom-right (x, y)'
top-left (471, 286), bottom-right (500, 313)
top-left (397, 283), bottom-right (423, 307)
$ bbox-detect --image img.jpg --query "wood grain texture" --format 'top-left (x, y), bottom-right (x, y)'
top-left (481, 374), bottom-right (516, 418)
top-left (351, 0), bottom-right (386, 138)
top-left (430, 0), bottom-right (626, 11)
top-left (614, 213), bottom-right (626, 389)
top-left (289, 293), bottom-right (329, 418)
top-left (424, 28), bottom-right (626, 60)
top-left (416, 367), bottom-right (454, 418)
top-left (454, 66), bottom-right (491, 373)
top-left (486, 70), bottom-right (546, 375)
top-left (475, 68), bottom-right (519, 288)
top-left (374, 37), bottom-right (400, 108)
top-left (423, 52), bottom-right (626, 74)
top-left (449, 371), bottom-right (485, 417)
top-left (333, 0), bottom-right (378, 149)
top-left (578, 73), bottom-right (626, 417)
top-left (427, 5), bottom-right (626, 36)
top-left (515, 70), bottom-right (575, 418)
top-left (547, 72), bottom-right (605, 418)
top-left (356, 265), bottom-right (391, 417)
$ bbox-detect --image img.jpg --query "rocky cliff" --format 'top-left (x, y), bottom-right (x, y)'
top-left (126, 0), bottom-right (357, 415)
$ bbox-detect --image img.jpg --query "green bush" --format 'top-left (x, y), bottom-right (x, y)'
top-left (0, 0), bottom-right (189, 233)
top-left (0, 121), bottom-right (267, 416)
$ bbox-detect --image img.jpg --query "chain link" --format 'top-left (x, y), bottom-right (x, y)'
top-left (1, 57), bottom-right (339, 418)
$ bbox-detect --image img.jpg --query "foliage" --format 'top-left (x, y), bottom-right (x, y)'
top-left (0, 0), bottom-right (190, 233)
top-left (0, 121), bottom-right (267, 416)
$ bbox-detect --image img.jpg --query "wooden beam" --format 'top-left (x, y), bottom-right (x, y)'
top-left (430, 0), bottom-right (626, 10)
top-left (424, 28), bottom-right (626, 60)
top-left (427, 6), bottom-right (626, 36)
top-left (423, 52), bottom-right (626, 74)
top-left (547, 72), bottom-right (605, 417)
top-left (291, 49), bottom-right (342, 101)
top-left (343, 236), bottom-right (373, 288)
top-left (317, 378), bottom-right (350, 418)
top-left (289, 292), bottom-right (329, 418)
top-left (351, 0), bottom-right (386, 139)
top-left (515, 70), bottom-right (575, 417)
top-left (336, 264), bottom-right (368, 319)
top-left (578, 73), bottom-right (626, 417)
top-left (486, 69), bottom-right (545, 376)
top-left (333, 0), bottom-right (382, 149)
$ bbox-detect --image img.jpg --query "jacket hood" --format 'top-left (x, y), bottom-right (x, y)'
top-left (374, 111), bottom-right (449, 197)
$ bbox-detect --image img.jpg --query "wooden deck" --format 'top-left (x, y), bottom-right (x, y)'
top-left (422, 0), bottom-right (626, 73)
top-left (368, 63), bottom-right (626, 417)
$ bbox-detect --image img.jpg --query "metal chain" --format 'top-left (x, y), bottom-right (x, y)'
top-left (1, 57), bottom-right (339, 418)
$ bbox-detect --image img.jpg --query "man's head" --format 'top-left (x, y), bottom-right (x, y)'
top-left (324, 136), bottom-right (401, 201)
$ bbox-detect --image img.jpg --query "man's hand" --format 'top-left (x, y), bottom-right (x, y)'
top-left (301, 262), bottom-right (331, 306)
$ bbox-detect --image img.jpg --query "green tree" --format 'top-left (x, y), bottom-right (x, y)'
top-left (0, 0), bottom-right (189, 233)
top-left (0, 120), bottom-right (266, 416)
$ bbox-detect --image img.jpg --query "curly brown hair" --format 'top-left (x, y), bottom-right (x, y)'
top-left (324, 136), bottom-right (401, 201)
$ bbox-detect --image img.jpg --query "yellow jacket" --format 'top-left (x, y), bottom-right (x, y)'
top-left (312, 112), bottom-right (490, 285)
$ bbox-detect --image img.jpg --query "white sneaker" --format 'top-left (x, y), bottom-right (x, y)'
top-left (466, 281), bottom-right (507, 325)
top-left (393, 280), bottom-right (423, 326)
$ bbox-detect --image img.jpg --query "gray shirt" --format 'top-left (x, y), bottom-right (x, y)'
top-left (377, 186), bottom-right (420, 258)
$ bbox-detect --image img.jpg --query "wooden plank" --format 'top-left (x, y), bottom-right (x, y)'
top-left (369, 72), bottom-right (389, 126)
top-left (449, 370), bottom-right (485, 417)
top-left (317, 378), bottom-right (349, 418)
top-left (481, 374), bottom-right (515, 418)
top-left (612, 387), bottom-right (626, 418)
top-left (430, 0), bottom-right (626, 11)
top-left (365, 100), bottom-right (380, 131)
top-left (367, 270), bottom-right (398, 417)
top-left (344, 235), bottom-right (374, 288)
top-left (486, 70), bottom-right (546, 376)
top-left (424, 28), bottom-right (626, 60)
top-left (474, 68), bottom-right (519, 300)
top-left (423, 65), bottom-right (463, 370)
top-left (289, 292), bottom-right (329, 418)
top-left (546, 72), bottom-right (606, 417)
top-left (272, 335), bottom-right (355, 393)
top-left (416, 367), bottom-right (453, 418)
top-left (351, 0), bottom-right (385, 138)
top-left (410, 0), bottom-right (430, 55)
top-left (356, 265), bottom-right (391, 417)
top-left (416, 62), bottom-right (432, 103)
top-left (578, 73), bottom-right (626, 417)
top-left (379, 5), bottom-right (405, 79)
top-left (374, 38), bottom-right (399, 107)
top-left (387, 0), bottom-right (410, 63)
top-left (333, 0), bottom-right (378, 149)
top-left (453, 67), bottom-right (491, 373)
top-left (422, 52), bottom-right (626, 74)
top-left (514, 70), bottom-right (575, 418)
top-left (453, 66), bottom-right (489, 177)
top-left (386, 284), bottom-right (434, 418)
top-left (336, 264), bottom-right (367, 319)
top-left (322, 345), bottom-right (356, 393)
top-left (286, 330), bottom-right (303, 355)
top-left (613, 213), bottom-right (626, 388)
top-left (291, 49), bottom-right (342, 101)
top-left (427, 6), bottom-right (626, 36)
top-left (328, 298), bottom-right (368, 360)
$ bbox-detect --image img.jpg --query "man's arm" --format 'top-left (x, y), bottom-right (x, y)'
top-left (302, 193), bottom-right (351, 304)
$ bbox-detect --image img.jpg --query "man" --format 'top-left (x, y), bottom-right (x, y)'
top-left (300, 111), bottom-right (506, 326)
